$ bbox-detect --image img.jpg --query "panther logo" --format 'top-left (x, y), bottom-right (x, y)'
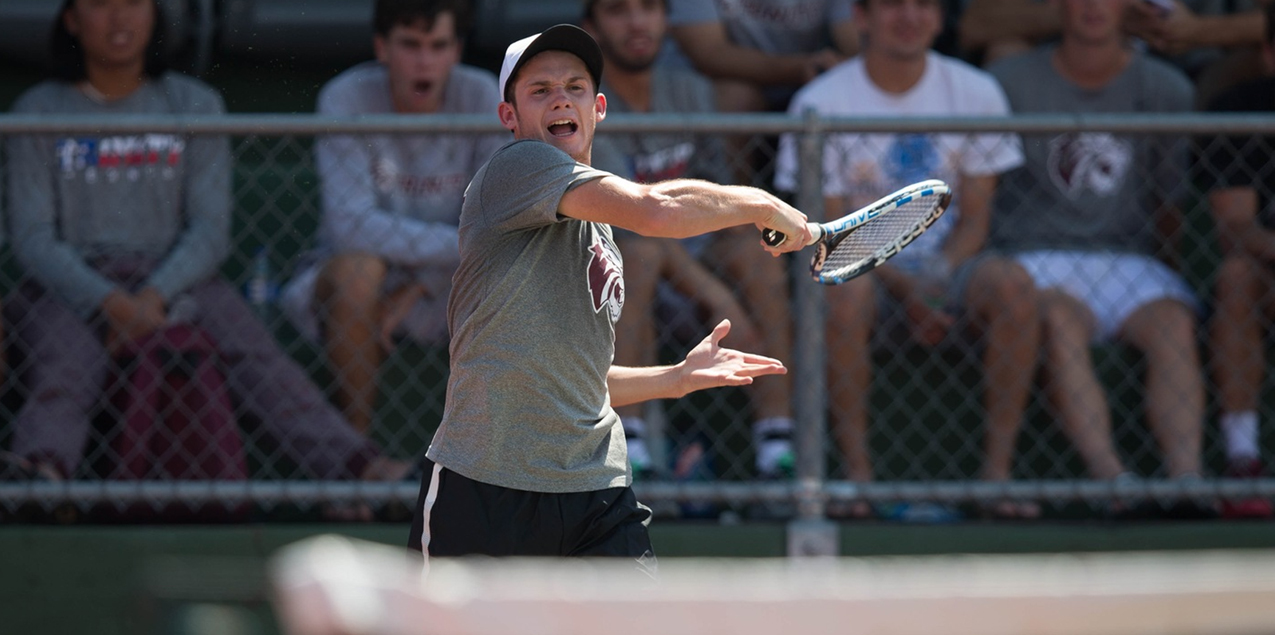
top-left (587, 237), bottom-right (625, 322)
top-left (1047, 132), bottom-right (1132, 199)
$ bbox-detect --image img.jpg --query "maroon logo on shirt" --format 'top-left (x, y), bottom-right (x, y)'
top-left (587, 237), bottom-right (625, 322)
top-left (1047, 133), bottom-right (1132, 199)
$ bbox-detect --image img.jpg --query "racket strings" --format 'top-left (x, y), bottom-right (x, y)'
top-left (823, 196), bottom-right (940, 272)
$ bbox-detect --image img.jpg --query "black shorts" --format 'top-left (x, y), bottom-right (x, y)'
top-left (407, 458), bottom-right (657, 568)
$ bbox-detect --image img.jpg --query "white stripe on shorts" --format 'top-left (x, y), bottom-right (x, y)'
top-left (419, 462), bottom-right (443, 580)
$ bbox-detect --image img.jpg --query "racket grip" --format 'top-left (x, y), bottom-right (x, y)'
top-left (762, 228), bottom-right (786, 247)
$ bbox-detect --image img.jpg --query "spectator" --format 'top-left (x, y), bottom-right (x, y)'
top-left (1197, 0), bottom-right (1275, 518)
top-left (962, 0), bottom-right (1272, 103)
top-left (776, 0), bottom-right (1038, 519)
top-left (4, 0), bottom-right (411, 503)
top-left (667, 0), bottom-right (859, 113)
top-left (279, 0), bottom-right (505, 435)
top-left (583, 0), bottom-right (798, 481)
top-left (667, 0), bottom-right (859, 187)
top-left (986, 0), bottom-right (1208, 505)
top-left (958, 0), bottom-right (1061, 66)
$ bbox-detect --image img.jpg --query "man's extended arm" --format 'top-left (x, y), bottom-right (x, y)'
top-left (560, 175), bottom-right (813, 251)
top-left (607, 319), bottom-right (784, 407)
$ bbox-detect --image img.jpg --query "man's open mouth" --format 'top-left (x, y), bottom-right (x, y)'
top-left (413, 80), bottom-right (434, 94)
top-left (548, 119), bottom-right (578, 136)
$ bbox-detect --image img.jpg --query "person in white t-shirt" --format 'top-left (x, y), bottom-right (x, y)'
top-left (775, 0), bottom-right (1039, 519)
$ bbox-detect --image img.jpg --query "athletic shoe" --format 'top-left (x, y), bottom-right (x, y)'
top-left (1220, 458), bottom-right (1273, 519)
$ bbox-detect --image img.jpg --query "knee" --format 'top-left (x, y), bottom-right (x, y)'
top-left (317, 253), bottom-right (387, 311)
top-left (827, 277), bottom-right (876, 330)
top-left (1214, 255), bottom-right (1261, 299)
top-left (1138, 302), bottom-right (1199, 349)
top-left (974, 260), bottom-right (1039, 322)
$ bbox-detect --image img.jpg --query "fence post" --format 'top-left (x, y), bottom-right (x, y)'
top-left (787, 107), bottom-right (837, 557)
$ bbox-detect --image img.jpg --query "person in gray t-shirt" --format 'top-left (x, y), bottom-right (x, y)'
top-left (409, 25), bottom-right (811, 563)
top-left (986, 0), bottom-right (1207, 497)
top-left (668, 0), bottom-right (859, 112)
top-left (279, 0), bottom-right (505, 435)
top-left (585, 0), bottom-right (799, 484)
top-left (4, 0), bottom-right (412, 495)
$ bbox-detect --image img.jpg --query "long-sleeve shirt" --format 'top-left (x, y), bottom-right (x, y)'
top-left (6, 73), bottom-right (231, 317)
top-left (312, 62), bottom-right (506, 268)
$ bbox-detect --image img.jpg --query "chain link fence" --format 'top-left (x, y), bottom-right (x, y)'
top-left (2, 112), bottom-right (1275, 522)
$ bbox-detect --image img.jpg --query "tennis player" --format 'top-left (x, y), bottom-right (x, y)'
top-left (407, 24), bottom-right (811, 572)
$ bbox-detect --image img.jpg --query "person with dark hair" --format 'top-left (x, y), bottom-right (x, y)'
top-left (279, 0), bottom-right (506, 435)
top-left (1198, 0), bottom-right (1275, 519)
top-left (4, 0), bottom-right (413, 508)
top-left (407, 24), bottom-right (809, 564)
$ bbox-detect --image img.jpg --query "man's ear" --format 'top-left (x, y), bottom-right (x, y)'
top-left (595, 92), bottom-right (607, 121)
top-left (498, 101), bottom-right (518, 133)
top-left (373, 35), bottom-right (388, 65)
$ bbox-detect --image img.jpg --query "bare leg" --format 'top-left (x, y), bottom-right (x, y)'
top-left (1210, 255), bottom-right (1264, 419)
top-left (315, 253), bottom-right (388, 435)
top-left (964, 259), bottom-right (1040, 481)
top-left (613, 236), bottom-right (667, 422)
top-left (1038, 290), bottom-right (1126, 479)
top-left (826, 275), bottom-right (877, 483)
top-left (1120, 299), bottom-right (1205, 478)
top-left (706, 228), bottom-right (792, 420)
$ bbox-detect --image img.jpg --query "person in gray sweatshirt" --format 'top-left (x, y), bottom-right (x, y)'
top-left (3, 0), bottom-right (412, 498)
top-left (279, 0), bottom-right (506, 436)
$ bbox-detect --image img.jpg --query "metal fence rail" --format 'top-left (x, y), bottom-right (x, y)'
top-left (2, 112), bottom-right (1274, 521)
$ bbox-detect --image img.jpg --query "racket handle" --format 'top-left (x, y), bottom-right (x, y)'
top-left (762, 225), bottom-right (820, 248)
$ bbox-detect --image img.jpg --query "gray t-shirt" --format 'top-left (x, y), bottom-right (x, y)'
top-left (592, 66), bottom-right (729, 185)
top-left (312, 61), bottom-right (506, 269)
top-left (987, 46), bottom-right (1194, 255)
top-left (669, 0), bottom-right (853, 56)
top-left (6, 73), bottom-right (231, 317)
top-left (427, 140), bottom-right (626, 493)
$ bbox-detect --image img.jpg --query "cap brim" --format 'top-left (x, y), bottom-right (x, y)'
top-left (500, 24), bottom-right (604, 101)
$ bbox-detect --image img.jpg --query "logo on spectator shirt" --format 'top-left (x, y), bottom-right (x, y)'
top-left (633, 142), bottom-right (694, 184)
top-left (372, 158), bottom-right (468, 197)
top-left (57, 135), bottom-right (184, 183)
top-left (1047, 132), bottom-right (1132, 198)
top-left (587, 236), bottom-right (625, 322)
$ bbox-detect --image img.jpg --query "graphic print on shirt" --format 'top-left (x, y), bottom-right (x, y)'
top-left (57, 134), bottom-right (184, 183)
top-left (587, 235), bottom-right (625, 323)
top-left (632, 142), bottom-right (694, 184)
top-left (1047, 132), bottom-right (1132, 199)
top-left (885, 134), bottom-right (939, 185)
top-left (714, 0), bottom-right (828, 30)
top-left (371, 157), bottom-right (469, 199)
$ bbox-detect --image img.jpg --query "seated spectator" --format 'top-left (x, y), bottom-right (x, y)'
top-left (279, 0), bottom-right (504, 436)
top-left (667, 0), bottom-right (859, 114)
top-left (986, 0), bottom-right (1209, 510)
top-left (1197, 0), bottom-right (1275, 518)
top-left (667, 0), bottom-right (859, 187)
top-left (775, 0), bottom-right (1039, 519)
top-left (4, 0), bottom-right (412, 503)
top-left (962, 0), bottom-right (1272, 104)
top-left (584, 0), bottom-right (797, 481)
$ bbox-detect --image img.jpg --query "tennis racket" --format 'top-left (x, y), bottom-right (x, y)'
top-left (762, 179), bottom-right (952, 285)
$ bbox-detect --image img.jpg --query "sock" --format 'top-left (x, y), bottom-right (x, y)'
top-left (1220, 411), bottom-right (1260, 461)
top-left (622, 417), bottom-right (651, 472)
top-left (753, 417), bottom-right (795, 475)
